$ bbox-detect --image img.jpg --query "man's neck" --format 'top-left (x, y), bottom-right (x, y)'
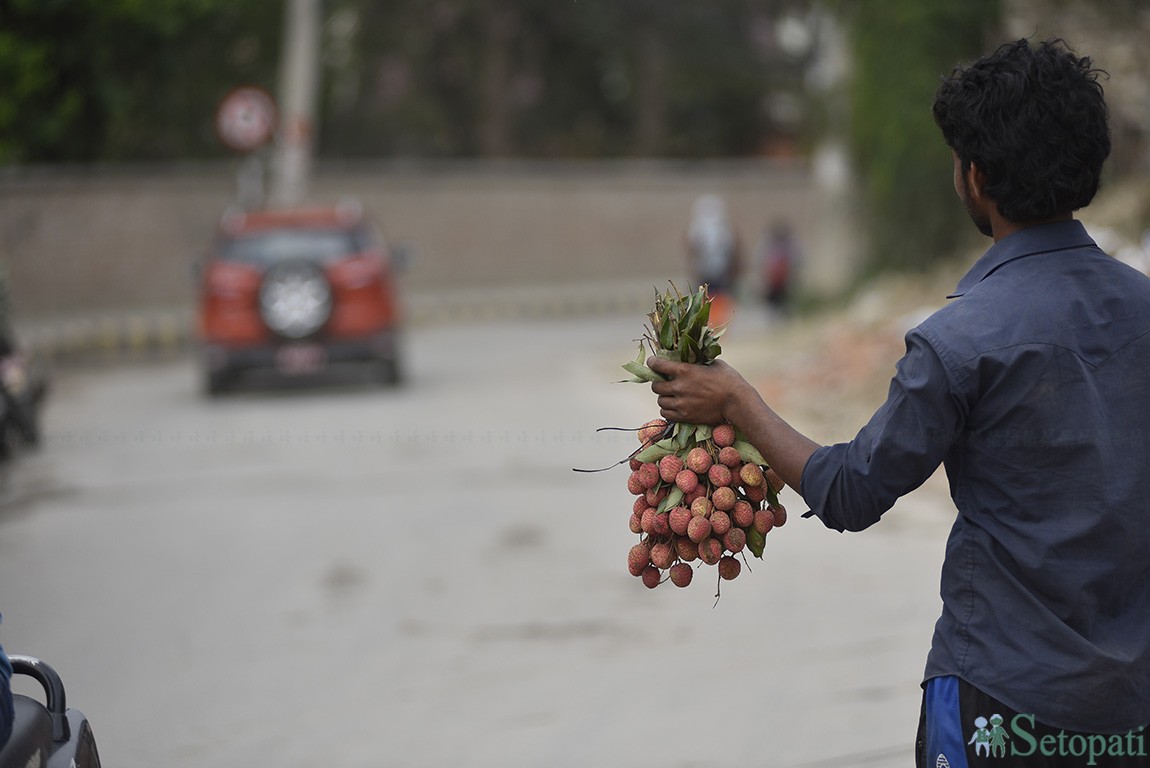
top-left (991, 211), bottom-right (1074, 242)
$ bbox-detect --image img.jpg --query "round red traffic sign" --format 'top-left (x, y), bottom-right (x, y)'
top-left (215, 86), bottom-right (278, 152)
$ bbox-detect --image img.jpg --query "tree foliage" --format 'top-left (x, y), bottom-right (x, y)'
top-left (0, 0), bottom-right (281, 163)
top-left (836, 0), bottom-right (1002, 271)
top-left (0, 0), bottom-right (816, 163)
top-left (319, 0), bottom-right (815, 159)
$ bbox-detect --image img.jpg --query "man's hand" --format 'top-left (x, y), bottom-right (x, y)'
top-left (647, 356), bottom-right (752, 426)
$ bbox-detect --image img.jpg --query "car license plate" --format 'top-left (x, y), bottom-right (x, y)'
top-left (275, 344), bottom-right (327, 376)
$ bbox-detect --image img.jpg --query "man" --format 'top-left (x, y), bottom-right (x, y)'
top-left (648, 39), bottom-right (1150, 766)
top-left (686, 194), bottom-right (742, 325)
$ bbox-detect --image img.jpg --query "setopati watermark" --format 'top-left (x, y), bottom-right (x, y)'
top-left (969, 713), bottom-right (1147, 766)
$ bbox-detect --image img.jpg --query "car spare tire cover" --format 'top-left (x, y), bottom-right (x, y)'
top-left (258, 259), bottom-right (333, 339)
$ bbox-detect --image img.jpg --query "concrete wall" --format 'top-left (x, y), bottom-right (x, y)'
top-left (1, 159), bottom-right (836, 324)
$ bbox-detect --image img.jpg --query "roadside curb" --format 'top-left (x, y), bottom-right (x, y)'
top-left (14, 279), bottom-right (663, 367)
top-left (18, 309), bottom-right (194, 366)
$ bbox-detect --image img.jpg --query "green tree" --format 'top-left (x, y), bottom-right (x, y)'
top-left (319, 0), bottom-right (807, 160)
top-left (0, 0), bottom-right (281, 163)
top-left (837, 0), bottom-right (1001, 272)
top-left (0, 0), bottom-right (814, 163)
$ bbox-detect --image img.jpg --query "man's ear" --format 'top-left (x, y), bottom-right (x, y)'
top-left (966, 162), bottom-right (989, 201)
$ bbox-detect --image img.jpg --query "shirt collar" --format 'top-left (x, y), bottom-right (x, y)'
top-left (947, 219), bottom-right (1098, 299)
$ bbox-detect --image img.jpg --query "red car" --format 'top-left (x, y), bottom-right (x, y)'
top-left (196, 202), bottom-right (405, 395)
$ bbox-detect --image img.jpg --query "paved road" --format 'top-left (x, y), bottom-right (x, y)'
top-left (0, 314), bottom-right (954, 768)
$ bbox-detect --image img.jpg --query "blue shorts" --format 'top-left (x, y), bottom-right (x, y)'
top-left (917, 676), bottom-right (1150, 767)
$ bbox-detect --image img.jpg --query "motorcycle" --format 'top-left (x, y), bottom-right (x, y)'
top-left (0, 655), bottom-right (102, 768)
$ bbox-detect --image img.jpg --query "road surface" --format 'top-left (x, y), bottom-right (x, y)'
top-left (0, 313), bottom-right (954, 768)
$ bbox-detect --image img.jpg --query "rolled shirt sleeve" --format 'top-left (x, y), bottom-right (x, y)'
top-left (800, 329), bottom-right (965, 532)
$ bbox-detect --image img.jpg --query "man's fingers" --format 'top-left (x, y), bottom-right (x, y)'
top-left (646, 356), bottom-right (678, 377)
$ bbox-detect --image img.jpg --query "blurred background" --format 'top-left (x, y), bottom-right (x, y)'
top-left (2, 1), bottom-right (1150, 767)
top-left (2, 0), bottom-right (1147, 329)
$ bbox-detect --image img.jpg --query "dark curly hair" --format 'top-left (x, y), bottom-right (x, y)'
top-left (932, 38), bottom-right (1110, 223)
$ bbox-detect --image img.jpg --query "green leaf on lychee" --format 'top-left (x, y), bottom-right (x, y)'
top-left (657, 486), bottom-right (684, 513)
top-left (675, 423), bottom-right (696, 449)
top-left (659, 314), bottom-right (676, 350)
top-left (621, 360), bottom-right (664, 382)
top-left (634, 438), bottom-right (678, 463)
top-left (733, 440), bottom-right (767, 465)
top-left (747, 526), bottom-right (767, 558)
top-left (766, 486), bottom-right (780, 509)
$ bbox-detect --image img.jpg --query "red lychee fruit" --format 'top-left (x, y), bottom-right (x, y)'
top-left (718, 446), bottom-right (742, 468)
top-left (708, 463), bottom-right (733, 488)
top-left (732, 500), bottom-right (755, 529)
top-left (669, 506), bottom-right (692, 536)
top-left (771, 504), bottom-right (788, 527)
top-left (723, 527), bottom-right (747, 554)
top-left (627, 470), bottom-right (645, 496)
top-left (650, 541), bottom-right (675, 569)
top-left (630, 457), bottom-right (643, 471)
top-left (633, 496), bottom-right (649, 516)
top-left (718, 555), bottom-right (741, 580)
top-left (710, 509), bottom-right (732, 537)
top-left (675, 537), bottom-right (699, 562)
top-left (651, 511), bottom-right (671, 537)
top-left (739, 462), bottom-right (764, 488)
top-left (669, 562), bottom-right (694, 588)
top-left (711, 486), bottom-right (737, 512)
top-left (744, 483), bottom-right (766, 503)
top-left (753, 509), bottom-right (774, 535)
top-left (645, 486), bottom-right (668, 508)
top-left (659, 454), bottom-right (685, 484)
top-left (675, 468), bottom-right (700, 494)
top-left (698, 537), bottom-right (723, 565)
top-left (712, 423), bottom-right (736, 448)
top-left (690, 496), bottom-right (713, 518)
top-left (687, 515), bottom-right (712, 543)
top-left (685, 446), bottom-right (712, 474)
top-left (766, 468), bottom-right (785, 493)
top-left (638, 461), bottom-right (661, 490)
top-left (685, 486), bottom-right (706, 505)
top-left (640, 507), bottom-right (657, 534)
top-left (638, 418), bottom-right (668, 446)
top-left (629, 511), bottom-right (643, 534)
top-left (628, 542), bottom-right (651, 576)
top-left (641, 564), bottom-right (662, 588)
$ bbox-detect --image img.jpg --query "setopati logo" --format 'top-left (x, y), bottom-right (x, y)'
top-left (968, 714), bottom-right (1147, 766)
top-left (968, 714), bottom-right (1011, 757)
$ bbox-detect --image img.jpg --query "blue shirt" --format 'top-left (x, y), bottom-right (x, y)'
top-left (801, 220), bottom-right (1150, 733)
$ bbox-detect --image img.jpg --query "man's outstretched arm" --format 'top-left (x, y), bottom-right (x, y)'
top-left (647, 356), bottom-right (820, 493)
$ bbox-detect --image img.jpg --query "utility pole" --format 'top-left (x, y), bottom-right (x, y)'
top-left (270, 0), bottom-right (322, 207)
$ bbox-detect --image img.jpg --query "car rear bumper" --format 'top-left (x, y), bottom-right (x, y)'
top-left (201, 328), bottom-right (400, 373)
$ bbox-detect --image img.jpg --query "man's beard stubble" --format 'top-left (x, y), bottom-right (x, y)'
top-left (961, 173), bottom-right (994, 237)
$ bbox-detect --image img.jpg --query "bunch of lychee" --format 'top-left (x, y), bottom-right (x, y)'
top-left (626, 417), bottom-right (786, 591)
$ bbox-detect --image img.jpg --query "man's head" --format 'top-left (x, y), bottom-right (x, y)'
top-left (932, 38), bottom-right (1110, 227)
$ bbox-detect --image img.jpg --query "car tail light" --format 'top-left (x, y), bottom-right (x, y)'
top-left (205, 261), bottom-right (262, 298)
top-left (328, 252), bottom-right (385, 289)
